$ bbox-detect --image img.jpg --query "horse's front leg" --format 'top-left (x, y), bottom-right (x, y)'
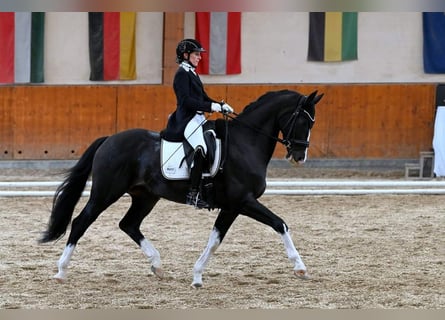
top-left (192, 210), bottom-right (238, 288)
top-left (242, 198), bottom-right (310, 280)
top-left (280, 224), bottom-right (309, 279)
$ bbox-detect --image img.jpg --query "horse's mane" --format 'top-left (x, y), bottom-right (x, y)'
top-left (239, 89), bottom-right (301, 117)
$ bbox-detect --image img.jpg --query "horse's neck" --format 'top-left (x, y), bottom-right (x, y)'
top-left (233, 109), bottom-right (280, 163)
top-left (238, 107), bottom-right (280, 139)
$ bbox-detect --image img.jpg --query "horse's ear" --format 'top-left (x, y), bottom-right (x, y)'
top-left (313, 93), bottom-right (324, 105)
top-left (306, 91), bottom-right (318, 103)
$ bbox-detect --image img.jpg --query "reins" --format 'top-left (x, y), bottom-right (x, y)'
top-left (222, 111), bottom-right (291, 147)
top-left (221, 108), bottom-right (311, 149)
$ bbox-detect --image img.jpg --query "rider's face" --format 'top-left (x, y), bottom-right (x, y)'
top-left (187, 51), bottom-right (202, 68)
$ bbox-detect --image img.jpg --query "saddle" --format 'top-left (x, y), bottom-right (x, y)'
top-left (160, 126), bottom-right (222, 180)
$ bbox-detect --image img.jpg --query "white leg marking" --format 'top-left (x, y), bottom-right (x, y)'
top-left (192, 228), bottom-right (220, 288)
top-left (281, 227), bottom-right (307, 273)
top-left (54, 244), bottom-right (76, 281)
top-left (140, 238), bottom-right (162, 276)
top-left (302, 130), bottom-right (311, 163)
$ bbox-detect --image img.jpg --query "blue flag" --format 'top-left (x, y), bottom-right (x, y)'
top-left (423, 12), bottom-right (445, 73)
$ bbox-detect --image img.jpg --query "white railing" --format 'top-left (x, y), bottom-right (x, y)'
top-left (1, 179), bottom-right (445, 197)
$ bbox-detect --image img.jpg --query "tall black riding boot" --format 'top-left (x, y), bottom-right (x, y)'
top-left (186, 148), bottom-right (209, 209)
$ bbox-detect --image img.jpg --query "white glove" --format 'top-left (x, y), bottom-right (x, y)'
top-left (211, 102), bottom-right (222, 112)
top-left (221, 103), bottom-right (234, 114)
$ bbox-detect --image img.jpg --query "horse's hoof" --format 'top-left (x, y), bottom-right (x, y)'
top-left (294, 270), bottom-right (311, 280)
top-left (53, 276), bottom-right (65, 283)
top-left (151, 266), bottom-right (164, 278)
top-left (191, 282), bottom-right (203, 289)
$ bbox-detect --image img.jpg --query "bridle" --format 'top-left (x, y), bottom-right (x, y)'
top-left (278, 104), bottom-right (315, 158)
top-left (223, 99), bottom-right (315, 154)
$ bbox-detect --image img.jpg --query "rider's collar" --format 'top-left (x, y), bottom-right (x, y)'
top-left (180, 61), bottom-right (196, 75)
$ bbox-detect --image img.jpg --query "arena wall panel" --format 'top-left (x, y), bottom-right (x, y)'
top-left (0, 84), bottom-right (436, 160)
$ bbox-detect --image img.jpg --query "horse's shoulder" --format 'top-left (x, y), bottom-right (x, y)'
top-left (214, 119), bottom-right (229, 139)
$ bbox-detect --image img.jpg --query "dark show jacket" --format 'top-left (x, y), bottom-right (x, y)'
top-left (161, 63), bottom-right (218, 142)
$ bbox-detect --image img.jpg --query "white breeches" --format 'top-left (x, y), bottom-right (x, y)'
top-left (184, 113), bottom-right (207, 155)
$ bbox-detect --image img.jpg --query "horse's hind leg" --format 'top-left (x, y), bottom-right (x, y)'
top-left (54, 199), bottom-right (111, 282)
top-left (118, 192), bottom-right (163, 278)
top-left (192, 210), bottom-right (238, 288)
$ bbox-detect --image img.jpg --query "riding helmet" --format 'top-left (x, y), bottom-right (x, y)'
top-left (176, 39), bottom-right (206, 63)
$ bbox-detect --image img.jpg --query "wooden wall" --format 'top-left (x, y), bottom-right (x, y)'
top-left (0, 84), bottom-right (437, 160)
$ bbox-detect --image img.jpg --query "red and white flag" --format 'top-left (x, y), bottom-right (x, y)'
top-left (195, 12), bottom-right (241, 75)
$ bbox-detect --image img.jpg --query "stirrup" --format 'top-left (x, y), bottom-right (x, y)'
top-left (186, 190), bottom-right (209, 209)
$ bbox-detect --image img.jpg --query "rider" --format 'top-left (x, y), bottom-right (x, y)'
top-left (161, 38), bottom-right (234, 208)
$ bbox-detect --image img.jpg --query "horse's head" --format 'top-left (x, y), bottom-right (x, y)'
top-left (278, 90), bottom-right (323, 165)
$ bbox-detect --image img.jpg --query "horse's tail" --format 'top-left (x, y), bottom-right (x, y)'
top-left (39, 136), bottom-right (108, 243)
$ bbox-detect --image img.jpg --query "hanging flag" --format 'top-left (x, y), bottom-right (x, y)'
top-left (308, 12), bottom-right (358, 62)
top-left (423, 12), bottom-right (445, 74)
top-left (0, 12), bottom-right (45, 84)
top-left (88, 12), bottom-right (136, 81)
top-left (195, 12), bottom-right (241, 75)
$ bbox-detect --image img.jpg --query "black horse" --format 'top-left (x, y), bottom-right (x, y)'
top-left (40, 89), bottom-right (323, 287)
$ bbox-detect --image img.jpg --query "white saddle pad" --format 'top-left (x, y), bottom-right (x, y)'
top-left (160, 139), bottom-right (222, 180)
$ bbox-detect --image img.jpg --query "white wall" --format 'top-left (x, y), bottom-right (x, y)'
top-left (189, 12), bottom-right (445, 84)
top-left (44, 12), bottom-right (163, 84)
top-left (44, 13), bottom-right (90, 83)
top-left (43, 12), bottom-right (445, 84)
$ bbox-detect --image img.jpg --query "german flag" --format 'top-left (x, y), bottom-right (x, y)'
top-left (308, 12), bottom-right (358, 62)
top-left (88, 12), bottom-right (136, 81)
